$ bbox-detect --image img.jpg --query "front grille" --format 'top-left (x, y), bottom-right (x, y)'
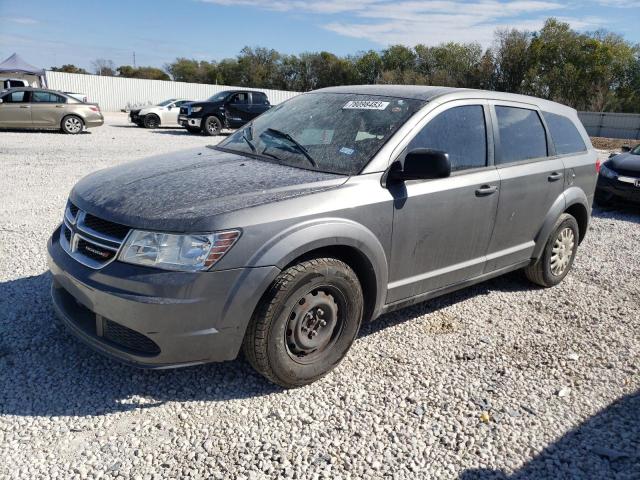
top-left (103, 319), bottom-right (161, 355)
top-left (61, 201), bottom-right (131, 269)
top-left (83, 213), bottom-right (130, 240)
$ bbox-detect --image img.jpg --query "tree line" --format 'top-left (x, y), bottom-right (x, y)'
top-left (51, 19), bottom-right (640, 113)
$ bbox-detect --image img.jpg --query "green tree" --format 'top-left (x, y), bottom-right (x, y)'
top-left (50, 64), bottom-right (89, 74)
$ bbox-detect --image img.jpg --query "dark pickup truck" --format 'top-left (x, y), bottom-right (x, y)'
top-left (178, 89), bottom-right (271, 136)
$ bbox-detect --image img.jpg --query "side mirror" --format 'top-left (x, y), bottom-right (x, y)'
top-left (0, 98), bottom-right (3, 104)
top-left (621, 145), bottom-right (631, 152)
top-left (389, 148), bottom-right (451, 181)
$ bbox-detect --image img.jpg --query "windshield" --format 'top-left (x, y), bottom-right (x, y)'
top-left (207, 92), bottom-right (229, 102)
top-left (157, 99), bottom-right (176, 107)
top-left (631, 144), bottom-right (640, 155)
top-left (216, 93), bottom-right (424, 175)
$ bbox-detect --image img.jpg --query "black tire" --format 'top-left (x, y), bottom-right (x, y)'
top-left (60, 115), bottom-right (84, 134)
top-left (525, 213), bottom-right (579, 287)
top-left (202, 116), bottom-right (222, 136)
top-left (143, 114), bottom-right (160, 129)
top-left (186, 126), bottom-right (202, 134)
top-left (243, 258), bottom-right (364, 388)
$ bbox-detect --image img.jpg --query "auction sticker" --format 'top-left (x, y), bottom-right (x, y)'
top-left (343, 100), bottom-right (390, 110)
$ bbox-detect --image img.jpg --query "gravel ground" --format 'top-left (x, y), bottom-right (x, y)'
top-left (0, 114), bottom-right (638, 479)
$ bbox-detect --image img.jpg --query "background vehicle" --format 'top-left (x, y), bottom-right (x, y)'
top-left (178, 90), bottom-right (270, 135)
top-left (48, 86), bottom-right (597, 387)
top-left (596, 143), bottom-right (640, 205)
top-left (1, 78), bottom-right (29, 90)
top-left (129, 98), bottom-right (193, 128)
top-left (63, 91), bottom-right (88, 103)
top-left (0, 87), bottom-right (103, 134)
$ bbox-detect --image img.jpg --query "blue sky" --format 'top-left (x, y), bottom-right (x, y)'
top-left (0, 0), bottom-right (638, 72)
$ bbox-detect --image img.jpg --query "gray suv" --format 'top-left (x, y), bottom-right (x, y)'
top-left (47, 85), bottom-right (598, 387)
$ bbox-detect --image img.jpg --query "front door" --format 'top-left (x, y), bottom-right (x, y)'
top-left (225, 92), bottom-right (252, 128)
top-left (484, 103), bottom-right (565, 272)
top-left (0, 90), bottom-right (31, 127)
top-left (30, 90), bottom-right (67, 127)
top-left (387, 102), bottom-right (500, 303)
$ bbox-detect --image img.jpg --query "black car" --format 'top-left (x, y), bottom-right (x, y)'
top-left (179, 90), bottom-right (271, 136)
top-left (596, 144), bottom-right (640, 206)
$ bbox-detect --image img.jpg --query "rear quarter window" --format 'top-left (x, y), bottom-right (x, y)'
top-left (495, 106), bottom-right (547, 164)
top-left (542, 111), bottom-right (587, 155)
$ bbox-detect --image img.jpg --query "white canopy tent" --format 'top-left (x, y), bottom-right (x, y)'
top-left (0, 53), bottom-right (46, 87)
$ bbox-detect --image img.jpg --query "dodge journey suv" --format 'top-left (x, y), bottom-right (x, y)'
top-left (48, 85), bottom-right (597, 387)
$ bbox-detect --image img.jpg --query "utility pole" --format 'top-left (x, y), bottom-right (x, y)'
top-left (133, 52), bottom-right (136, 68)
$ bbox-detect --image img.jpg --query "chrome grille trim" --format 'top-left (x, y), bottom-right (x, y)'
top-left (60, 204), bottom-right (131, 270)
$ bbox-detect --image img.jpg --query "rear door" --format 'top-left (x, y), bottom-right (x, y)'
top-left (224, 92), bottom-right (252, 127)
top-left (249, 92), bottom-right (270, 118)
top-left (484, 102), bottom-right (565, 272)
top-left (30, 91), bottom-right (68, 127)
top-left (0, 90), bottom-right (32, 127)
top-left (387, 101), bottom-right (501, 303)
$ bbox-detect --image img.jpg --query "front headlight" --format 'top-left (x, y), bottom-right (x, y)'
top-left (191, 106), bottom-right (203, 113)
top-left (119, 229), bottom-right (240, 271)
top-left (599, 163), bottom-right (618, 179)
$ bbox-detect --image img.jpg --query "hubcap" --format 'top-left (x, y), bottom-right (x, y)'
top-left (285, 289), bottom-right (341, 362)
top-left (550, 227), bottom-right (575, 276)
top-left (65, 118), bottom-right (81, 133)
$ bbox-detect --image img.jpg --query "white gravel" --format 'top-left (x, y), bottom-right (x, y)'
top-left (0, 114), bottom-right (639, 479)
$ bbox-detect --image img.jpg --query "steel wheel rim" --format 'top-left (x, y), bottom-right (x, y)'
top-left (550, 227), bottom-right (575, 276)
top-left (65, 117), bottom-right (82, 133)
top-left (284, 286), bottom-right (346, 365)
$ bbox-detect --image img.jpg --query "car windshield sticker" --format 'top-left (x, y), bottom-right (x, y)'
top-left (343, 100), bottom-right (390, 110)
top-left (340, 147), bottom-right (355, 155)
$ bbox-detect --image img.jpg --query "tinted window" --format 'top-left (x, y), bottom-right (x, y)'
top-left (230, 93), bottom-right (248, 104)
top-left (3, 91), bottom-right (28, 103)
top-left (407, 105), bottom-right (487, 171)
top-left (32, 91), bottom-right (66, 103)
top-left (252, 92), bottom-right (269, 105)
top-left (8, 80), bottom-right (25, 88)
top-left (542, 111), bottom-right (586, 155)
top-left (495, 106), bottom-right (547, 163)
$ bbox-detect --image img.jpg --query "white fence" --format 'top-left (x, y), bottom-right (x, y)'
top-left (578, 111), bottom-right (640, 140)
top-left (45, 71), bottom-right (300, 112)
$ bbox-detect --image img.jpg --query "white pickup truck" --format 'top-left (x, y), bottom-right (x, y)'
top-left (129, 98), bottom-right (194, 128)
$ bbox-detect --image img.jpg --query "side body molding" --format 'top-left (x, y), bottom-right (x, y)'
top-left (245, 218), bottom-right (389, 320)
top-left (531, 186), bottom-right (589, 260)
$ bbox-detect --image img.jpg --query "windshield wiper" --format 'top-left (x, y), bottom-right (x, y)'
top-left (241, 126), bottom-right (256, 153)
top-left (262, 128), bottom-right (317, 167)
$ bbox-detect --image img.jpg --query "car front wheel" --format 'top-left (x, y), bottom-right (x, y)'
top-left (525, 213), bottom-right (579, 287)
top-left (243, 258), bottom-right (364, 388)
top-left (203, 116), bottom-right (222, 136)
top-left (143, 114), bottom-right (160, 129)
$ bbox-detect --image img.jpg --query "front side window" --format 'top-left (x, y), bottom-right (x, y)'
top-left (407, 105), bottom-right (487, 172)
top-left (542, 111), bottom-right (587, 155)
top-left (217, 93), bottom-right (424, 175)
top-left (230, 93), bottom-right (249, 104)
top-left (32, 91), bottom-right (66, 103)
top-left (495, 106), bottom-right (547, 164)
top-left (2, 91), bottom-right (28, 103)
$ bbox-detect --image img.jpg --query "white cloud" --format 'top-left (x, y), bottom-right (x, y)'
top-left (0, 16), bottom-right (39, 25)
top-left (200, 0), bottom-right (602, 46)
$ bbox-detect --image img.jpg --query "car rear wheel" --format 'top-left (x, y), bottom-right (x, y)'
top-left (525, 213), bottom-right (579, 287)
top-left (243, 258), bottom-right (363, 388)
top-left (203, 116), bottom-right (222, 136)
top-left (61, 115), bottom-right (84, 134)
top-left (143, 114), bottom-right (160, 129)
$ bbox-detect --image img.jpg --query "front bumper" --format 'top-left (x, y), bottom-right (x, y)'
top-left (597, 175), bottom-right (640, 204)
top-left (47, 226), bottom-right (279, 368)
top-left (178, 115), bottom-right (203, 128)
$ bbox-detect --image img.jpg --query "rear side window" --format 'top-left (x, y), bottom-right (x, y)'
top-left (542, 111), bottom-right (587, 155)
top-left (407, 105), bottom-right (487, 172)
top-left (252, 92), bottom-right (269, 105)
top-left (495, 106), bottom-right (547, 164)
top-left (32, 91), bottom-right (66, 103)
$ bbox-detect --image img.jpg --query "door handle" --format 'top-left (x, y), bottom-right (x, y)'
top-left (548, 172), bottom-right (564, 182)
top-left (475, 185), bottom-right (498, 196)
top-left (19, 105), bottom-right (30, 108)
top-left (55, 105), bottom-right (64, 108)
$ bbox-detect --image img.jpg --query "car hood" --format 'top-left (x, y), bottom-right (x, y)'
top-left (609, 152), bottom-right (640, 175)
top-left (69, 147), bottom-right (347, 232)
